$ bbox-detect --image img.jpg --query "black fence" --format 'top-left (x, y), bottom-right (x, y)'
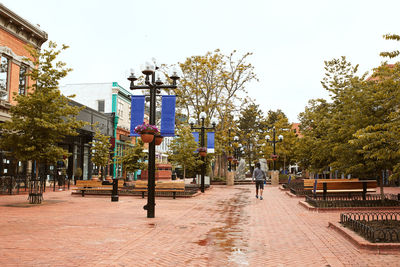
top-left (0, 175), bottom-right (30, 195)
top-left (340, 212), bottom-right (400, 243)
top-left (0, 174), bottom-right (71, 195)
top-left (306, 194), bottom-right (400, 208)
top-left (288, 179), bottom-right (312, 196)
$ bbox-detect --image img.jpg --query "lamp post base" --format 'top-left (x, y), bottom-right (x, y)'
top-left (271, 171), bottom-right (279, 186)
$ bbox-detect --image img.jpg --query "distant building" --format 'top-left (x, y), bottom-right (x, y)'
top-left (60, 82), bottom-right (174, 179)
top-left (291, 122), bottom-right (302, 138)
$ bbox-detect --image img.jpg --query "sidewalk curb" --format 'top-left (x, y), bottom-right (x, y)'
top-left (328, 222), bottom-right (400, 254)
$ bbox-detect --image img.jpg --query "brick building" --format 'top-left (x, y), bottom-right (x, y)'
top-left (0, 3), bottom-right (48, 121)
top-left (0, 4), bottom-right (47, 178)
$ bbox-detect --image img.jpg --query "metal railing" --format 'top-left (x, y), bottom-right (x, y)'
top-left (340, 212), bottom-right (400, 243)
top-left (0, 175), bottom-right (30, 195)
top-left (288, 179), bottom-right (312, 196)
top-left (306, 194), bottom-right (400, 208)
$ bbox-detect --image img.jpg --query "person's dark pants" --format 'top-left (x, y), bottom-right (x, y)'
top-left (255, 180), bottom-right (264, 190)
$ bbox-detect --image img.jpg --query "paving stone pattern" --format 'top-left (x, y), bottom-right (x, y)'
top-left (0, 185), bottom-right (399, 266)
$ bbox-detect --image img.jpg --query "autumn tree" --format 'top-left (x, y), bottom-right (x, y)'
top-left (176, 50), bottom-right (257, 177)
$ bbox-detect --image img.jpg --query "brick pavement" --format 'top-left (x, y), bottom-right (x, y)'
top-left (0, 185), bottom-right (399, 266)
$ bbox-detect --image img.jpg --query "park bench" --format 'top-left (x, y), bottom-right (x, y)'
top-left (133, 180), bottom-right (185, 199)
top-left (303, 178), bottom-right (377, 199)
top-left (75, 179), bottom-right (124, 197)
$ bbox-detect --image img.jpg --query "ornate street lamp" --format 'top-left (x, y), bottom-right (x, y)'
top-left (128, 62), bottom-right (179, 218)
top-left (265, 126), bottom-right (283, 171)
top-left (189, 112), bottom-right (216, 193)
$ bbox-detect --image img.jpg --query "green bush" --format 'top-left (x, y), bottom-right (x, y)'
top-left (212, 176), bottom-right (226, 182)
top-left (279, 174), bottom-right (288, 183)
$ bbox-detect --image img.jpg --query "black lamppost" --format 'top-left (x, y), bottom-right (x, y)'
top-left (233, 136), bottom-right (240, 170)
top-left (128, 62), bottom-right (179, 218)
top-left (265, 126), bottom-right (283, 171)
top-left (227, 129), bottom-right (232, 172)
top-left (189, 112), bottom-right (216, 193)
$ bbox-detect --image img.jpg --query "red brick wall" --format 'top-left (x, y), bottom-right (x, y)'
top-left (0, 29), bottom-right (32, 58)
top-left (0, 28), bottom-right (36, 105)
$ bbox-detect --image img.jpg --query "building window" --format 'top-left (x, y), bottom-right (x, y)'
top-left (19, 65), bottom-right (27, 95)
top-left (98, 100), bottom-right (105, 112)
top-left (0, 56), bottom-right (10, 100)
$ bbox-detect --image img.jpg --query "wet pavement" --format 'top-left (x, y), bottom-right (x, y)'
top-left (0, 185), bottom-right (400, 266)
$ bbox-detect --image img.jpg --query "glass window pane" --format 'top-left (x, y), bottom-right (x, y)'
top-left (19, 65), bottom-right (27, 95)
top-left (0, 56), bottom-right (9, 100)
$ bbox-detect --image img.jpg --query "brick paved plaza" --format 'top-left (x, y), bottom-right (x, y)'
top-left (1, 185), bottom-right (400, 267)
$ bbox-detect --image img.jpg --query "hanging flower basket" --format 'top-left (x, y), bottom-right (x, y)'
top-left (140, 132), bottom-right (154, 143)
top-left (134, 123), bottom-right (159, 143)
top-left (198, 147), bottom-right (207, 157)
top-left (233, 158), bottom-right (238, 164)
top-left (155, 135), bottom-right (164, 145)
top-left (227, 156), bottom-right (234, 162)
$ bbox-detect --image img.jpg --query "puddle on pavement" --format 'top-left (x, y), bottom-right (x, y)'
top-left (229, 248), bottom-right (249, 266)
top-left (196, 238), bottom-right (210, 246)
top-left (195, 187), bottom-right (251, 262)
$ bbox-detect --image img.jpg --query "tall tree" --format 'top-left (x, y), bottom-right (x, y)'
top-left (0, 41), bottom-right (83, 177)
top-left (90, 128), bottom-right (111, 180)
top-left (167, 125), bottom-right (202, 178)
top-left (114, 139), bottom-right (146, 178)
top-left (237, 103), bottom-right (264, 172)
top-left (176, 50), bottom-right (257, 177)
top-left (263, 111), bottom-right (298, 171)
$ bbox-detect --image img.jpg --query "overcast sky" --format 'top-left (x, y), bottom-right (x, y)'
top-left (3, 0), bottom-right (400, 122)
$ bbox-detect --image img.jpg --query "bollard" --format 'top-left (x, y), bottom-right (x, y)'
top-left (362, 182), bottom-right (367, 200)
top-left (111, 178), bottom-right (119, 202)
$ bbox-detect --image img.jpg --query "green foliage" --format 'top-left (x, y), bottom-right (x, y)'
top-left (236, 103), bottom-right (264, 170)
top-left (167, 125), bottom-right (202, 178)
top-left (0, 41), bottom-right (84, 166)
top-left (264, 111), bottom-right (298, 169)
top-left (90, 128), bottom-right (111, 179)
top-left (177, 50), bottom-right (257, 155)
top-left (74, 167), bottom-right (82, 178)
top-left (296, 34), bottom-right (400, 189)
top-left (114, 139), bottom-right (146, 173)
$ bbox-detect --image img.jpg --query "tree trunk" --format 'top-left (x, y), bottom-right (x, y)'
top-left (183, 165), bottom-right (186, 179)
top-left (380, 170), bottom-right (385, 202)
top-left (218, 155), bottom-right (222, 178)
top-left (28, 161), bottom-right (43, 204)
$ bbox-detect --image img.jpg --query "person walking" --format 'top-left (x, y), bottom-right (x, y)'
top-left (252, 162), bottom-right (266, 200)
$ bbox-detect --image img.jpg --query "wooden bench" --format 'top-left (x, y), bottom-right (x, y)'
top-left (303, 179), bottom-right (377, 199)
top-left (133, 180), bottom-right (185, 199)
top-left (304, 179), bottom-right (359, 191)
top-left (75, 179), bottom-right (124, 197)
